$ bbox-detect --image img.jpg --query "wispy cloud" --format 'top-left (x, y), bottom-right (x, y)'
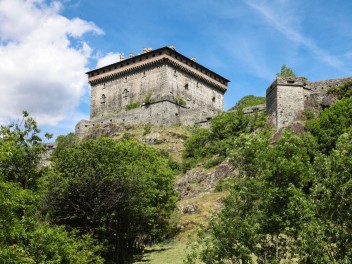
top-left (244, 0), bottom-right (346, 72)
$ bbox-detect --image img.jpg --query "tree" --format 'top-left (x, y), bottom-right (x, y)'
top-left (186, 131), bottom-right (319, 263)
top-left (308, 97), bottom-right (352, 153)
top-left (0, 111), bottom-right (47, 189)
top-left (276, 64), bottom-right (296, 78)
top-left (43, 137), bottom-right (177, 263)
top-left (0, 113), bottom-right (103, 263)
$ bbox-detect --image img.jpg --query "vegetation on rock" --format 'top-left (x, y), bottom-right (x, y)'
top-left (126, 101), bottom-right (141, 110)
top-left (229, 95), bottom-right (266, 111)
top-left (185, 96), bottom-right (352, 263)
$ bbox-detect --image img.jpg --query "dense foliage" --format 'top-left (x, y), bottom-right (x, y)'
top-left (43, 136), bottom-right (177, 263)
top-left (186, 97), bottom-right (352, 263)
top-left (308, 97), bottom-right (352, 153)
top-left (183, 109), bottom-right (267, 169)
top-left (0, 112), bottom-right (103, 263)
top-left (327, 80), bottom-right (352, 99)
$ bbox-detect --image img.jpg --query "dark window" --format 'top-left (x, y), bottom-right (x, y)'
top-left (100, 94), bottom-right (106, 104)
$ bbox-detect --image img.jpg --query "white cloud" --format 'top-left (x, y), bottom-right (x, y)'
top-left (0, 0), bottom-right (103, 126)
top-left (244, 0), bottom-right (346, 72)
top-left (96, 52), bottom-right (120, 68)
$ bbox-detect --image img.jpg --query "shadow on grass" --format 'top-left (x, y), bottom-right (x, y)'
top-left (127, 246), bottom-right (173, 263)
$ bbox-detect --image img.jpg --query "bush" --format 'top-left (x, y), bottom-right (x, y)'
top-left (176, 96), bottom-right (186, 106)
top-left (143, 92), bottom-right (153, 104)
top-left (308, 97), bottom-right (352, 153)
top-left (327, 80), bottom-right (352, 99)
top-left (182, 109), bottom-right (268, 170)
top-left (125, 101), bottom-right (140, 110)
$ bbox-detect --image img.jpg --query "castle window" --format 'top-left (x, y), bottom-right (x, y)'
top-left (185, 83), bottom-right (189, 90)
top-left (100, 94), bottom-right (106, 104)
top-left (123, 89), bottom-right (129, 99)
top-left (212, 97), bottom-right (216, 103)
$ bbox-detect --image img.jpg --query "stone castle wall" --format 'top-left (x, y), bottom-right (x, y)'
top-left (90, 61), bottom-right (224, 122)
top-left (76, 47), bottom-right (228, 138)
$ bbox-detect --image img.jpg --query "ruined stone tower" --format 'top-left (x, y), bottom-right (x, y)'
top-left (266, 76), bottom-right (352, 129)
top-left (76, 46), bottom-right (229, 138)
top-left (266, 77), bottom-right (309, 129)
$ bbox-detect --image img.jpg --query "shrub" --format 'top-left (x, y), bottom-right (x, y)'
top-left (125, 101), bottom-right (140, 110)
top-left (176, 96), bottom-right (186, 106)
top-left (143, 92), bottom-right (153, 104)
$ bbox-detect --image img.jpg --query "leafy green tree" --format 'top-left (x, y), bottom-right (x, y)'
top-left (43, 137), bottom-right (177, 263)
top-left (304, 131), bottom-right (352, 262)
top-left (0, 111), bottom-right (47, 189)
top-left (0, 114), bottom-right (103, 263)
top-left (276, 64), bottom-right (296, 78)
top-left (187, 131), bottom-right (319, 263)
top-left (308, 97), bottom-right (352, 153)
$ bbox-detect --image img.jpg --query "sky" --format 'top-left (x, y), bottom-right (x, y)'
top-left (0, 0), bottom-right (351, 138)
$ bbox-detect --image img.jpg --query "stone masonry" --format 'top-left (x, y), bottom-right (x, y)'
top-left (76, 46), bottom-right (229, 138)
top-left (266, 76), bottom-right (352, 129)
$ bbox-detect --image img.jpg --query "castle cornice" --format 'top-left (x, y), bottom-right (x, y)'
top-left (87, 47), bottom-right (229, 92)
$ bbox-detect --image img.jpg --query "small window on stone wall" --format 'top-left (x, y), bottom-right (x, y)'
top-left (123, 89), bottom-right (129, 100)
top-left (212, 97), bottom-right (216, 103)
top-left (100, 94), bottom-right (106, 104)
top-left (185, 83), bottom-right (189, 90)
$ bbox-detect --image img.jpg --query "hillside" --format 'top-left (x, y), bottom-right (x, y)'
top-left (1, 81), bottom-right (352, 263)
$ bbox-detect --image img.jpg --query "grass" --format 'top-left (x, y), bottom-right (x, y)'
top-left (132, 239), bottom-right (187, 264)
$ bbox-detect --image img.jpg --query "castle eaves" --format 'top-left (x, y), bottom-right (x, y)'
top-left (86, 47), bottom-right (229, 92)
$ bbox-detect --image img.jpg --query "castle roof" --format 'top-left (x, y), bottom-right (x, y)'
top-left (86, 46), bottom-right (229, 92)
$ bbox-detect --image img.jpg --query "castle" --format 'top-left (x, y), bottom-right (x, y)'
top-left (75, 46), bottom-right (229, 138)
top-left (75, 45), bottom-right (352, 138)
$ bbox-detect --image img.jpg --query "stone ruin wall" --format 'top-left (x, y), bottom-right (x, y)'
top-left (266, 76), bottom-right (352, 129)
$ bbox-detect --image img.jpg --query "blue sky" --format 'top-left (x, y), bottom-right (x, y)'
top-left (0, 0), bottom-right (351, 138)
